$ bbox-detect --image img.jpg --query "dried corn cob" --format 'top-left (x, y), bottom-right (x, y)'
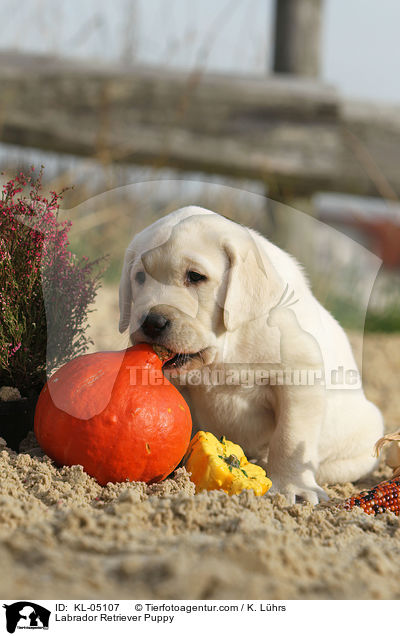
top-left (343, 478), bottom-right (400, 516)
top-left (343, 430), bottom-right (400, 516)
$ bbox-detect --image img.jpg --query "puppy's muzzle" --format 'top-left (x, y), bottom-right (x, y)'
top-left (141, 311), bottom-right (170, 338)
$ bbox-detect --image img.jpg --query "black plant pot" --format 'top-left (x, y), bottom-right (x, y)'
top-left (0, 393), bottom-right (40, 451)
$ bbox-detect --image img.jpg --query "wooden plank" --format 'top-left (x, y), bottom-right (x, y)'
top-left (0, 52), bottom-right (399, 198)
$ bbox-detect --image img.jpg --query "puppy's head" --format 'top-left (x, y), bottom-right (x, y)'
top-left (119, 207), bottom-right (282, 370)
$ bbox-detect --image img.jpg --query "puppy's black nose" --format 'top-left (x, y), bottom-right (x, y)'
top-left (142, 312), bottom-right (170, 338)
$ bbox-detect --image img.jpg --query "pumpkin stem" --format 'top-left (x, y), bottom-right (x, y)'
top-left (152, 344), bottom-right (173, 362)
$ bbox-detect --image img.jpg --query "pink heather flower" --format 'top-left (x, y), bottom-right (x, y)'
top-left (0, 167), bottom-right (106, 394)
top-left (9, 342), bottom-right (21, 356)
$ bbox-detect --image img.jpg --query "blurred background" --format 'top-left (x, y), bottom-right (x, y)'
top-left (1, 0), bottom-right (400, 355)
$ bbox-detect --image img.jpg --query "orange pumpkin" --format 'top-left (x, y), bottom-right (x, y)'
top-left (34, 344), bottom-right (192, 485)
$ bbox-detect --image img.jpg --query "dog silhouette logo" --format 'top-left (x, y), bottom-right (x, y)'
top-left (2, 602), bottom-right (50, 633)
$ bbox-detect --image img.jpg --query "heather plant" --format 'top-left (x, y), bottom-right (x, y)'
top-left (0, 169), bottom-right (105, 396)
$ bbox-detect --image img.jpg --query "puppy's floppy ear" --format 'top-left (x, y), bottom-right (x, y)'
top-left (222, 237), bottom-right (282, 332)
top-left (118, 251), bottom-right (135, 334)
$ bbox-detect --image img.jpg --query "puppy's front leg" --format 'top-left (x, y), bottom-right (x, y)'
top-left (266, 382), bottom-right (329, 505)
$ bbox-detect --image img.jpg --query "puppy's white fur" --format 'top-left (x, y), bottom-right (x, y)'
top-left (119, 206), bottom-right (383, 504)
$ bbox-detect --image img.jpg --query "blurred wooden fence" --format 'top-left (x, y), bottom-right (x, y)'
top-left (0, 50), bottom-right (399, 200)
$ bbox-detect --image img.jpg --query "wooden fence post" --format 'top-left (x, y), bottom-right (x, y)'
top-left (270, 0), bottom-right (323, 205)
top-left (273, 0), bottom-right (323, 78)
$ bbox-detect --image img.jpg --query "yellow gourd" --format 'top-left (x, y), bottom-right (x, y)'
top-left (184, 431), bottom-right (272, 496)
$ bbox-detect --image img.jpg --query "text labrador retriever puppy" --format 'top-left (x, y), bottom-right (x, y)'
top-left (119, 206), bottom-right (383, 503)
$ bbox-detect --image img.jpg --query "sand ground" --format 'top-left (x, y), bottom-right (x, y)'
top-left (1, 286), bottom-right (400, 600)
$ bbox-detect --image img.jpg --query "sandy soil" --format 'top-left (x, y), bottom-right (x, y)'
top-left (1, 286), bottom-right (400, 600)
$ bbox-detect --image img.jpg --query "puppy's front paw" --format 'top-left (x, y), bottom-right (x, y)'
top-left (268, 477), bottom-right (329, 505)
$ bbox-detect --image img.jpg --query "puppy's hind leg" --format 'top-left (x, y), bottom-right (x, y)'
top-left (317, 399), bottom-right (384, 485)
top-left (317, 452), bottom-right (380, 485)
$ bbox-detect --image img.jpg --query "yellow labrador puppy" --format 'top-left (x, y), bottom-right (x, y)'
top-left (119, 206), bottom-right (383, 504)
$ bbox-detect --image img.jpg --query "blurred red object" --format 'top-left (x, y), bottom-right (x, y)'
top-left (355, 218), bottom-right (400, 268)
top-left (315, 194), bottom-right (400, 269)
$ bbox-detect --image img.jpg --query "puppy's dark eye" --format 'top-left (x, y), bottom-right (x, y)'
top-left (135, 271), bottom-right (146, 285)
top-left (186, 270), bottom-right (207, 284)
